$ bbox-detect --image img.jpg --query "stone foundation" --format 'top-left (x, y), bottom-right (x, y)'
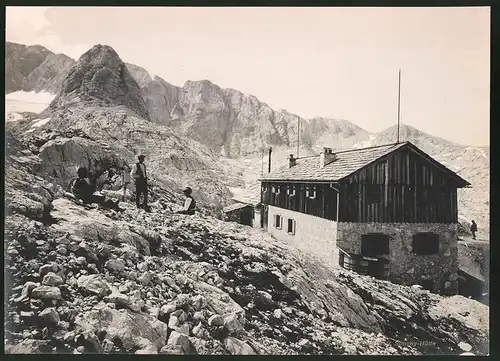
top-left (337, 222), bottom-right (458, 295)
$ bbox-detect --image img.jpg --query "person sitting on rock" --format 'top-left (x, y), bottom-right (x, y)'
top-left (68, 167), bottom-right (124, 212)
top-left (175, 187), bottom-right (196, 215)
top-left (68, 167), bottom-right (96, 204)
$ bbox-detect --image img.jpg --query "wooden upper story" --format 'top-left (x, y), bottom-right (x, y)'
top-left (259, 142), bottom-right (470, 223)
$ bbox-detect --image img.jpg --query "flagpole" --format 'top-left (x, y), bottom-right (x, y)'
top-left (397, 68), bottom-right (401, 143)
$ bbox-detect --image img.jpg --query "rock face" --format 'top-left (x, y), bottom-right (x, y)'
top-left (44, 45), bottom-right (149, 120)
top-left (5, 42), bottom-right (54, 93)
top-left (135, 77), bottom-right (371, 158)
top-left (23, 53), bottom-right (76, 94)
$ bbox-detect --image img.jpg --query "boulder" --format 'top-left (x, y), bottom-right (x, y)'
top-left (103, 293), bottom-right (131, 308)
top-left (159, 345), bottom-right (184, 355)
top-left (77, 275), bottom-right (111, 297)
top-left (42, 272), bottom-right (64, 287)
top-left (31, 286), bottom-right (62, 300)
top-left (167, 331), bottom-right (197, 355)
top-left (160, 303), bottom-right (177, 316)
top-left (39, 307), bottom-right (60, 326)
top-left (208, 314), bottom-right (224, 327)
top-left (224, 337), bottom-right (256, 355)
top-left (105, 259), bottom-right (126, 273)
top-left (223, 313), bottom-right (244, 335)
top-left (74, 305), bottom-right (169, 352)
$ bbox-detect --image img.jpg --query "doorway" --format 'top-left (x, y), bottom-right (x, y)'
top-left (240, 208), bottom-right (253, 227)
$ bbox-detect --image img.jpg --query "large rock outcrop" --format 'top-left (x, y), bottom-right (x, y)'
top-left (44, 45), bottom-right (149, 120)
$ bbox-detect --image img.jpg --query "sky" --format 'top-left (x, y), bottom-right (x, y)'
top-left (6, 6), bottom-right (490, 146)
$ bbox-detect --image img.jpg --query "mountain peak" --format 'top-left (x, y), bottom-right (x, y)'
top-left (44, 44), bottom-right (150, 120)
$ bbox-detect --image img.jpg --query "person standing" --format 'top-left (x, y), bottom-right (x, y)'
top-left (130, 155), bottom-right (149, 211)
top-left (470, 220), bottom-right (478, 240)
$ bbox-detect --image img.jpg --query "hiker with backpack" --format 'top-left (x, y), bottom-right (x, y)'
top-left (130, 155), bottom-right (150, 212)
top-left (175, 186), bottom-right (196, 215)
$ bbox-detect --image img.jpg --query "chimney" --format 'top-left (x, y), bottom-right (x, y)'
top-left (288, 154), bottom-right (296, 168)
top-left (319, 147), bottom-right (336, 168)
top-left (268, 147), bottom-right (272, 173)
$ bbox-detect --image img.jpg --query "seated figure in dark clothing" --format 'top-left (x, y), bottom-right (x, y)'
top-left (175, 187), bottom-right (196, 215)
top-left (68, 167), bottom-right (123, 211)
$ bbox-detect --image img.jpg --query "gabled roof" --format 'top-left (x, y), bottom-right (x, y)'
top-left (223, 202), bottom-right (252, 213)
top-left (259, 141), bottom-right (470, 187)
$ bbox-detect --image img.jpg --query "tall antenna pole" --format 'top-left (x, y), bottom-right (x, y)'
top-left (297, 117), bottom-right (300, 158)
top-left (397, 68), bottom-right (401, 143)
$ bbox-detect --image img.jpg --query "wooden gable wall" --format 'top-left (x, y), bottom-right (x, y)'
top-left (339, 147), bottom-right (459, 223)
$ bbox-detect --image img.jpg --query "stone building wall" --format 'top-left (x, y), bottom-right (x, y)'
top-left (267, 205), bottom-right (338, 266)
top-left (337, 222), bottom-right (459, 295)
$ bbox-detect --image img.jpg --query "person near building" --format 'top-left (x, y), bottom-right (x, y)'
top-left (130, 155), bottom-right (150, 211)
top-left (175, 186), bottom-right (196, 215)
top-left (470, 220), bottom-right (478, 240)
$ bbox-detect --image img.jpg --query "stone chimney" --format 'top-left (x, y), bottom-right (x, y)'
top-left (288, 154), bottom-right (296, 168)
top-left (319, 147), bottom-right (336, 168)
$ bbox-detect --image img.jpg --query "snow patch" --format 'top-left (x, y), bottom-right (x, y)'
top-left (5, 91), bottom-right (55, 115)
top-left (6, 90), bottom-right (56, 104)
top-left (31, 118), bottom-right (51, 128)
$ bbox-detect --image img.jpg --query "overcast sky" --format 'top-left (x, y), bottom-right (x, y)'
top-left (6, 6), bottom-right (490, 146)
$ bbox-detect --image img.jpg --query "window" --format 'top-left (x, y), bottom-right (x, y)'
top-left (412, 233), bottom-right (439, 255)
top-left (286, 185), bottom-right (296, 196)
top-left (361, 233), bottom-right (389, 257)
top-left (272, 186), bottom-right (281, 194)
top-left (305, 185), bottom-right (316, 199)
top-left (366, 184), bottom-right (382, 204)
top-left (287, 218), bottom-right (296, 235)
top-left (274, 214), bottom-right (283, 229)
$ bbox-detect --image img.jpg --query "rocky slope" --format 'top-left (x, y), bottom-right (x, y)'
top-left (4, 133), bottom-right (490, 355)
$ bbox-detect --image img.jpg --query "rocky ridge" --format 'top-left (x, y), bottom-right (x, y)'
top-left (4, 133), bottom-right (490, 355)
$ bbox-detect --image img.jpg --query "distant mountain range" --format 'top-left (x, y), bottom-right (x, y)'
top-left (5, 41), bottom-right (490, 236)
